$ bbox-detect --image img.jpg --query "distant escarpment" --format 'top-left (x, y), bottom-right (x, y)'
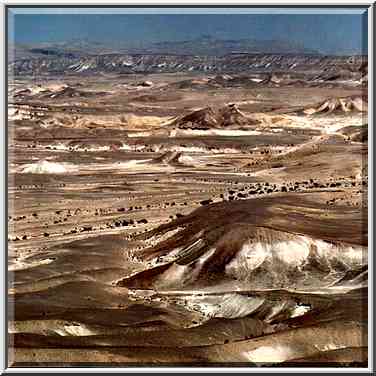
top-left (9, 53), bottom-right (366, 77)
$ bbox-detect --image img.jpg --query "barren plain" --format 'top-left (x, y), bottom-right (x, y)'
top-left (8, 54), bottom-right (368, 366)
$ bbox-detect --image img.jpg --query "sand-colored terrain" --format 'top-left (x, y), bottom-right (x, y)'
top-left (8, 64), bottom-right (368, 367)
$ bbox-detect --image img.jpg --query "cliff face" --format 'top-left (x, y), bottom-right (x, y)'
top-left (9, 53), bottom-right (366, 76)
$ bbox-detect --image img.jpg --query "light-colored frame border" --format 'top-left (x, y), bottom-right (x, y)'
top-left (1, 0), bottom-right (374, 373)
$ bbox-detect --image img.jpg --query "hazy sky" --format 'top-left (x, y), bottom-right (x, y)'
top-left (8, 8), bottom-right (368, 55)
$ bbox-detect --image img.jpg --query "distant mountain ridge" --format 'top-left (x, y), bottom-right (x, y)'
top-left (8, 36), bottom-right (368, 77)
top-left (9, 52), bottom-right (366, 77)
top-left (11, 36), bottom-right (320, 61)
top-left (148, 35), bottom-right (320, 55)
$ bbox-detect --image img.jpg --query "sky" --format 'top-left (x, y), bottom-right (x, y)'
top-left (8, 8), bottom-right (368, 55)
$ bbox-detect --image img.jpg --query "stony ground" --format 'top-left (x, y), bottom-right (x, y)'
top-left (8, 72), bottom-right (368, 367)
